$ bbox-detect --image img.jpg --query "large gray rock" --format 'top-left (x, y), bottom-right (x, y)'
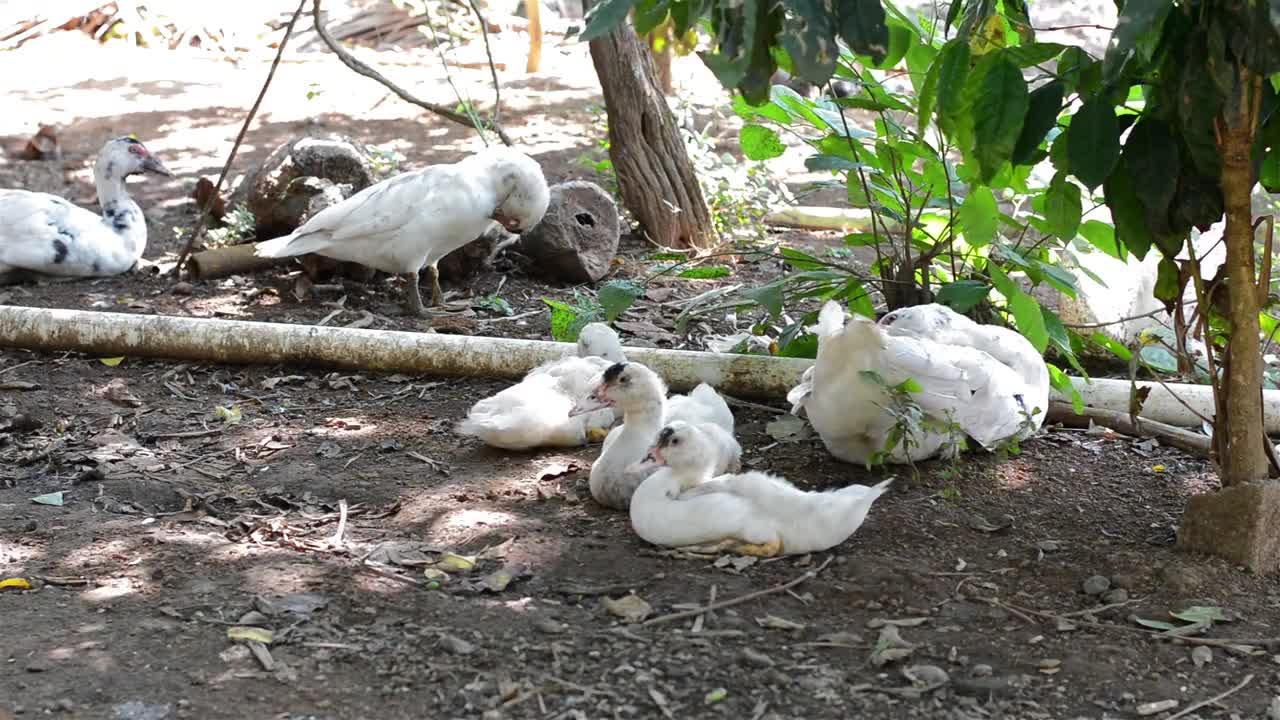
top-left (242, 136), bottom-right (376, 240)
top-left (518, 180), bottom-right (620, 284)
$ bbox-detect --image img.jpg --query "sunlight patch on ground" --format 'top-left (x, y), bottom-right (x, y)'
top-left (0, 535), bottom-right (45, 571)
top-left (995, 459), bottom-right (1034, 491)
top-left (430, 507), bottom-right (523, 535)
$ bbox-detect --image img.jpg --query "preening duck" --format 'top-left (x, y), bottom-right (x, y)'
top-left (254, 146), bottom-right (550, 316)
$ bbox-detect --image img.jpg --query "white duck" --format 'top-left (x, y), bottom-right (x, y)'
top-left (254, 146), bottom-right (550, 316)
top-left (627, 421), bottom-right (893, 557)
top-left (790, 301), bottom-right (1049, 466)
top-left (457, 323), bottom-right (627, 450)
top-left (569, 361), bottom-right (740, 510)
top-left (0, 136), bottom-right (171, 284)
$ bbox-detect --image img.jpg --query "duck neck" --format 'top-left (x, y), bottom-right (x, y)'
top-left (93, 168), bottom-right (146, 263)
top-left (598, 401), bottom-right (664, 473)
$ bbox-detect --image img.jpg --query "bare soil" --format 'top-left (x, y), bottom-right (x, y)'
top-left (3, 19), bottom-right (1280, 720)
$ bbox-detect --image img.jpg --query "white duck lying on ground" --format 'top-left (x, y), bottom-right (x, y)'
top-left (254, 146), bottom-right (550, 317)
top-left (790, 301), bottom-right (1049, 465)
top-left (0, 136), bottom-right (172, 284)
top-left (456, 323), bottom-right (627, 450)
top-left (627, 421), bottom-right (893, 557)
top-left (569, 361), bottom-right (740, 510)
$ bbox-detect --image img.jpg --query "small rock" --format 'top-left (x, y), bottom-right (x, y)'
top-left (439, 634), bottom-right (476, 655)
top-left (603, 594), bottom-right (652, 623)
top-left (1110, 572), bottom-right (1139, 589)
top-left (24, 659), bottom-right (50, 673)
top-left (1082, 575), bottom-right (1111, 595)
top-left (54, 699), bottom-right (74, 713)
top-left (1191, 646), bottom-right (1213, 667)
top-left (903, 664), bottom-right (950, 690)
top-left (242, 135), bottom-right (376, 240)
top-left (739, 648), bottom-right (775, 667)
top-left (1102, 588), bottom-right (1129, 604)
top-left (1267, 695), bottom-right (1280, 720)
top-left (971, 664), bottom-right (993, 678)
top-left (533, 618), bottom-right (566, 635)
top-left (1136, 699), bottom-right (1179, 716)
top-left (518, 180), bottom-right (620, 283)
top-left (171, 281), bottom-right (194, 296)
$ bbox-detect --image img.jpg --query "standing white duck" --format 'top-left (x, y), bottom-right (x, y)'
top-left (627, 421), bottom-right (893, 556)
top-left (790, 301), bottom-right (1048, 466)
top-left (0, 136), bottom-right (171, 284)
top-left (254, 146), bottom-right (550, 316)
top-left (569, 361), bottom-right (740, 510)
top-left (457, 323), bottom-right (627, 450)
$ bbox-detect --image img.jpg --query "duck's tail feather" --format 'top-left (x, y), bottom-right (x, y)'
top-left (255, 230), bottom-right (331, 259)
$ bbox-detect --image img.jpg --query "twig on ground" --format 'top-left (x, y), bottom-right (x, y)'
top-left (360, 560), bottom-right (425, 586)
top-left (1164, 674), bottom-right (1255, 720)
top-left (475, 309), bottom-right (542, 325)
top-left (720, 392), bottom-right (787, 415)
top-left (0, 359), bottom-right (35, 376)
top-left (174, 0), bottom-right (308, 275)
top-left (1045, 401), bottom-right (1212, 458)
top-left (1062, 309), bottom-right (1167, 330)
top-left (643, 556), bottom-right (834, 627)
top-left (993, 599), bottom-right (1280, 650)
top-left (329, 498), bottom-right (348, 548)
top-left (312, 0), bottom-right (513, 145)
top-left (690, 584), bottom-right (716, 632)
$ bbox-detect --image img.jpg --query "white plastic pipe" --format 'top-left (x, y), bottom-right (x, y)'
top-left (1054, 376), bottom-right (1280, 434)
top-left (0, 306), bottom-right (812, 400)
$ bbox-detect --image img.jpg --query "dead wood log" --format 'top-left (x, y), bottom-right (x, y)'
top-left (1046, 401), bottom-right (1212, 458)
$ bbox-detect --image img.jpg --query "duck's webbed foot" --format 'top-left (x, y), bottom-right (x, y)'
top-left (675, 537), bottom-right (782, 557)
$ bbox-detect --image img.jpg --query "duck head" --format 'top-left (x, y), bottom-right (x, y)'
top-left (878, 303), bottom-right (963, 336)
top-left (568, 361), bottom-right (664, 417)
top-left (99, 136), bottom-right (172, 180)
top-left (630, 420), bottom-right (704, 473)
top-left (576, 322), bottom-right (625, 363)
top-left (474, 147), bottom-right (550, 234)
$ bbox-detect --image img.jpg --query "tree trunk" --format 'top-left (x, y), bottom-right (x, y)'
top-left (1215, 78), bottom-right (1269, 486)
top-left (650, 35), bottom-right (674, 94)
top-left (584, 0), bottom-right (715, 249)
top-left (525, 0), bottom-right (542, 73)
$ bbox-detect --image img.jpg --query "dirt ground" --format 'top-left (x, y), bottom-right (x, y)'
top-left (3, 11), bottom-right (1280, 720)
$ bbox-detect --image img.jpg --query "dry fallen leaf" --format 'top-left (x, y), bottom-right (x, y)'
top-left (226, 626), bottom-right (274, 644)
top-left (755, 614), bottom-right (805, 631)
top-left (603, 594), bottom-right (652, 623)
top-left (99, 357), bottom-right (125, 367)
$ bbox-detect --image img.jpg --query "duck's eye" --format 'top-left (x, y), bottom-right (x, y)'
top-left (670, 438), bottom-right (680, 446)
top-left (620, 376), bottom-right (629, 384)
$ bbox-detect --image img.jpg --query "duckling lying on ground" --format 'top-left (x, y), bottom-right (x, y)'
top-left (456, 323), bottom-right (626, 449)
top-left (626, 421), bottom-right (893, 557)
top-left (569, 361), bottom-right (739, 510)
top-left (254, 146), bottom-right (549, 317)
top-left (0, 136), bottom-right (171, 284)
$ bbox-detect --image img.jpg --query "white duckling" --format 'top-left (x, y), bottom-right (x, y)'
top-left (457, 323), bottom-right (626, 450)
top-left (569, 361), bottom-right (740, 510)
top-left (254, 146), bottom-right (550, 317)
top-left (791, 301), bottom-right (1048, 466)
top-left (0, 136), bottom-right (172, 284)
top-left (627, 421), bottom-right (893, 557)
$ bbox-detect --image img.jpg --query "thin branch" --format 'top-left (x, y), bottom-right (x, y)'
top-left (1063, 308), bottom-right (1166, 330)
top-left (465, 0), bottom-right (503, 132)
top-left (174, 0), bottom-right (308, 275)
top-left (311, 0), bottom-right (513, 146)
top-left (642, 556), bottom-right (834, 627)
top-left (1164, 675), bottom-right (1254, 720)
top-left (1031, 23), bottom-right (1113, 32)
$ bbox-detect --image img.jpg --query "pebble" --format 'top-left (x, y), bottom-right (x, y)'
top-left (1082, 575), bottom-right (1111, 595)
top-left (971, 664), bottom-right (994, 678)
top-left (1136, 699), bottom-right (1179, 716)
top-left (1191, 646), bottom-right (1213, 667)
top-left (533, 618), bottom-right (566, 635)
top-left (54, 699), bottom-right (74, 713)
top-left (438, 634), bottom-right (476, 655)
top-left (739, 648), bottom-right (775, 667)
top-left (23, 660), bottom-right (49, 673)
top-left (171, 282), bottom-right (194, 296)
top-left (1102, 588), bottom-right (1129, 604)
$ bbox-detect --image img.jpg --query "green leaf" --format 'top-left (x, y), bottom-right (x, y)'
top-left (957, 186), bottom-right (998, 246)
top-left (543, 298), bottom-right (580, 342)
top-left (1079, 219), bottom-right (1126, 260)
top-left (679, 266), bottom-right (732, 279)
top-left (1067, 96), bottom-right (1120, 190)
top-left (778, 331), bottom-right (819, 358)
top-left (578, 0), bottom-right (640, 41)
top-left (935, 280), bottom-right (991, 312)
top-left (632, 0), bottom-right (670, 34)
top-left (836, 0), bottom-right (891, 65)
top-left (1012, 80), bottom-right (1064, 166)
top-left (1001, 43), bottom-right (1068, 68)
top-left (1090, 332), bottom-right (1133, 361)
top-left (863, 18), bottom-right (912, 69)
top-left (1103, 159), bottom-right (1155, 260)
top-left (779, 246), bottom-right (825, 270)
top-left (990, 266), bottom-right (1048, 353)
top-left (844, 278), bottom-right (876, 318)
top-left (844, 232), bottom-right (881, 247)
top-left (894, 377), bottom-right (925, 394)
top-left (965, 55), bottom-right (1029, 182)
top-left (598, 279), bottom-right (643, 322)
top-left (1134, 617), bottom-right (1181, 631)
top-left (1154, 256), bottom-right (1182, 306)
top-left (1170, 606), bottom-right (1227, 624)
top-left (805, 154), bottom-right (861, 172)
top-left (781, 0), bottom-right (839, 84)
top-left (731, 95), bottom-right (792, 125)
top-left (1057, 46), bottom-right (1100, 94)
top-left (1041, 306), bottom-right (1073, 358)
top-left (1141, 345), bottom-right (1179, 373)
top-left (933, 40), bottom-right (972, 137)
top-left (739, 124), bottom-right (787, 161)
top-left (1047, 363), bottom-right (1084, 414)
top-left (743, 282), bottom-right (785, 318)
top-left (1103, 0), bottom-right (1173, 82)
top-left (1043, 173), bottom-right (1082, 240)
top-left (1122, 117), bottom-right (1180, 238)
